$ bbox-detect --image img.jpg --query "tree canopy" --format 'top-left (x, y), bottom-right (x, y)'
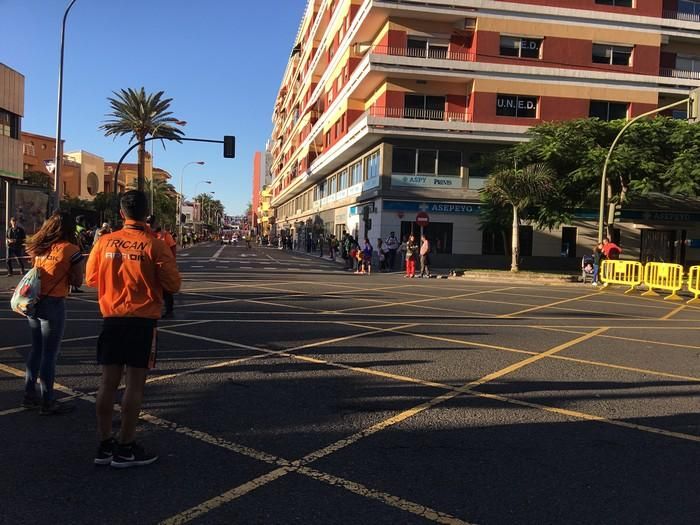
top-left (499, 117), bottom-right (700, 229)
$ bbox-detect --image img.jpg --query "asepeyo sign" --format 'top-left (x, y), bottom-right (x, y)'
top-left (392, 175), bottom-right (460, 188)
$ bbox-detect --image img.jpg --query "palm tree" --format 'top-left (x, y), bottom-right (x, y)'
top-left (100, 87), bottom-right (184, 192)
top-left (484, 163), bottom-right (554, 272)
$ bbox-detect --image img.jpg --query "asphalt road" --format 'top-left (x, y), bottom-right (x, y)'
top-left (1, 242), bottom-right (699, 525)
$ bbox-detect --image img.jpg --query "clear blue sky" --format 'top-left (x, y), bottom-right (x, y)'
top-left (2, 0), bottom-right (307, 215)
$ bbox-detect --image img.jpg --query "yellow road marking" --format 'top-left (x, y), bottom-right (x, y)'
top-left (534, 325), bottom-right (700, 352)
top-left (333, 286), bottom-right (517, 314)
top-left (150, 323), bottom-right (419, 386)
top-left (501, 292), bottom-right (602, 317)
top-left (158, 467), bottom-right (293, 525)
top-left (661, 304), bottom-right (687, 321)
top-left (391, 328), bottom-right (700, 382)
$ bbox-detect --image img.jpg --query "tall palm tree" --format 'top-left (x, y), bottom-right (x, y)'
top-left (100, 87), bottom-right (184, 192)
top-left (484, 163), bottom-right (554, 272)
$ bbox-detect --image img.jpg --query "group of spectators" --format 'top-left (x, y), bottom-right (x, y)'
top-left (308, 230), bottom-right (433, 278)
top-left (11, 191), bottom-right (181, 469)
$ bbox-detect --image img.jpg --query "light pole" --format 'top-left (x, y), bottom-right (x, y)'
top-left (597, 98), bottom-right (689, 242)
top-left (150, 120), bottom-right (187, 214)
top-left (178, 161), bottom-right (205, 246)
top-left (53, 0), bottom-right (79, 212)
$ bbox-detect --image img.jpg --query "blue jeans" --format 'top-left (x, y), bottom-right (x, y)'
top-left (25, 297), bottom-right (66, 403)
top-left (593, 264), bottom-right (600, 284)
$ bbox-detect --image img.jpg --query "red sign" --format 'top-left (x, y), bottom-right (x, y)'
top-left (415, 212), bottom-right (429, 227)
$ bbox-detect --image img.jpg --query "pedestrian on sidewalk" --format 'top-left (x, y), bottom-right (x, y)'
top-left (385, 232), bottom-right (399, 270)
top-left (592, 243), bottom-right (604, 286)
top-left (377, 238), bottom-right (388, 272)
top-left (399, 235), bottom-right (408, 272)
top-left (362, 238), bottom-right (373, 275)
top-left (87, 191), bottom-right (181, 468)
top-left (318, 235), bottom-right (325, 258)
top-left (22, 212), bottom-right (84, 414)
top-left (405, 234), bottom-right (417, 278)
top-left (419, 234), bottom-right (431, 278)
top-left (6, 217), bottom-right (27, 276)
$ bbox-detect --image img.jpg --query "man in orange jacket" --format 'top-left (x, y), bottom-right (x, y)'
top-left (146, 215), bottom-right (177, 318)
top-left (87, 190), bottom-right (181, 468)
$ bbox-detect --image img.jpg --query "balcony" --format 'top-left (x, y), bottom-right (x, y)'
top-left (660, 67), bottom-right (700, 80)
top-left (368, 45), bottom-right (475, 63)
top-left (368, 105), bottom-right (472, 123)
top-left (663, 9), bottom-right (700, 22)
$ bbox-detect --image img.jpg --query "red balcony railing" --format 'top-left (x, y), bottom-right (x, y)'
top-left (369, 45), bottom-right (476, 63)
top-left (368, 105), bottom-right (472, 122)
top-left (660, 67), bottom-right (700, 80)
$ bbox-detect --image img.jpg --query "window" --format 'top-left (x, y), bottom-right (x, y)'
top-left (328, 175), bottom-right (337, 194)
top-left (595, 0), bottom-right (632, 6)
top-left (404, 94), bottom-right (445, 120)
top-left (679, 0), bottom-right (700, 16)
top-left (338, 169), bottom-right (348, 190)
top-left (592, 44), bottom-right (632, 66)
top-left (392, 148), bottom-right (416, 174)
top-left (325, 130), bottom-right (331, 147)
top-left (365, 151), bottom-right (380, 179)
top-left (401, 222), bottom-right (453, 254)
top-left (23, 143), bottom-right (35, 156)
top-left (561, 227), bottom-right (577, 258)
top-left (319, 181), bottom-right (326, 199)
top-left (86, 171), bottom-right (100, 195)
top-left (482, 230), bottom-right (506, 255)
top-left (589, 100), bottom-right (628, 121)
top-left (350, 161), bottom-right (363, 185)
top-left (438, 151), bottom-right (461, 176)
top-left (406, 38), bottom-right (448, 59)
top-left (0, 109), bottom-right (20, 139)
top-left (417, 150), bottom-right (437, 174)
top-left (496, 95), bottom-right (538, 118)
top-left (676, 55), bottom-right (700, 73)
top-left (499, 36), bottom-right (543, 59)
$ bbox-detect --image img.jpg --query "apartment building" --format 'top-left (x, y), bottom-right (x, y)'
top-left (1, 63), bottom-right (25, 254)
top-left (268, 0), bottom-right (700, 267)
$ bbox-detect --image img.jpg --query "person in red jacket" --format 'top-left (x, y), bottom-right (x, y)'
top-left (602, 237), bottom-right (622, 260)
top-left (86, 191), bottom-right (181, 468)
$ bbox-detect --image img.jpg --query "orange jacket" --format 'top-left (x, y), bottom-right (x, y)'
top-left (86, 220), bottom-right (181, 319)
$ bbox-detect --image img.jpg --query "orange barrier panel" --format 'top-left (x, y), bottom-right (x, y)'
top-left (600, 260), bottom-right (643, 294)
top-left (687, 266), bottom-right (700, 305)
top-left (642, 262), bottom-right (684, 301)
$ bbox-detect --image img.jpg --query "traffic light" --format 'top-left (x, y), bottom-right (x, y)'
top-left (223, 135), bottom-right (236, 158)
top-left (613, 204), bottom-right (622, 221)
top-left (689, 87), bottom-right (700, 123)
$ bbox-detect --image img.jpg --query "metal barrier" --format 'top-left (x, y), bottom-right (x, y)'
top-left (687, 266), bottom-right (700, 305)
top-left (600, 260), bottom-right (643, 294)
top-left (642, 262), bottom-right (685, 301)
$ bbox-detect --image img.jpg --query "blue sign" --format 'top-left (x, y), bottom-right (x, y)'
top-left (383, 201), bottom-right (481, 215)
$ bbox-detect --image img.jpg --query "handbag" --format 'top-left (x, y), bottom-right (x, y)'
top-left (10, 268), bottom-right (42, 317)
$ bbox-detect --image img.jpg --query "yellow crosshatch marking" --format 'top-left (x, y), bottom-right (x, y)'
top-left (1, 266), bottom-right (699, 523)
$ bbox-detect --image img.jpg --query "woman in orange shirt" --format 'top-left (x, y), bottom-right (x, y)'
top-left (23, 212), bottom-right (84, 415)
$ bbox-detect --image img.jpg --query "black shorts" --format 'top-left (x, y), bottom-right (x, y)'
top-left (97, 318), bottom-right (157, 369)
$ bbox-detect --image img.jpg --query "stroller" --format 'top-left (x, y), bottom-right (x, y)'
top-left (581, 254), bottom-right (595, 284)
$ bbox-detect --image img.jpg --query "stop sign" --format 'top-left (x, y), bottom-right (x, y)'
top-left (415, 212), bottom-right (430, 227)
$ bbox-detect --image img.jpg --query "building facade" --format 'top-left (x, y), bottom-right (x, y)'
top-left (1, 63), bottom-right (25, 256)
top-left (267, 0), bottom-right (700, 267)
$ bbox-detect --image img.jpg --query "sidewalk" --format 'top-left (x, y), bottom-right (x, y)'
top-left (265, 247), bottom-right (586, 284)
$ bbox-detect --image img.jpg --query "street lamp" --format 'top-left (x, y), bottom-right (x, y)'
top-left (53, 0), bottom-right (79, 212)
top-left (178, 161), bottom-right (205, 247)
